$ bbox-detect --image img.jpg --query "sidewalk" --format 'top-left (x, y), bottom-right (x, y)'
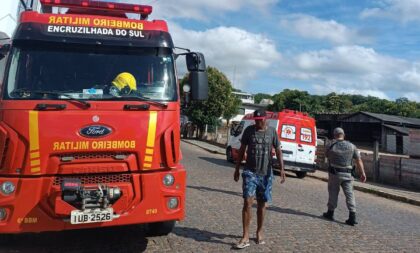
top-left (182, 139), bottom-right (420, 207)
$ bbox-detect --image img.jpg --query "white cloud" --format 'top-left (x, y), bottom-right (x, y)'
top-left (398, 63), bottom-right (420, 88)
top-left (402, 92), bottom-right (420, 101)
top-left (277, 45), bottom-right (420, 100)
top-left (170, 24), bottom-right (281, 89)
top-left (280, 14), bottom-right (372, 45)
top-left (360, 0), bottom-right (420, 23)
top-left (140, 0), bottom-right (278, 21)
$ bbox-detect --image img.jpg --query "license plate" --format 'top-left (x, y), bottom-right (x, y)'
top-left (70, 208), bottom-right (113, 225)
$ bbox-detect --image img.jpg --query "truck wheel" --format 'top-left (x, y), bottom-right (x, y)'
top-left (0, 234), bottom-right (14, 244)
top-left (295, 171), bottom-right (307, 179)
top-left (147, 220), bottom-right (176, 236)
top-left (226, 146), bottom-right (234, 163)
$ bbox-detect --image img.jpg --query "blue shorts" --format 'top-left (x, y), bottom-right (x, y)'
top-left (242, 170), bottom-right (273, 203)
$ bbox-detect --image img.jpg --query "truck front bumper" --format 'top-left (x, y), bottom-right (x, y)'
top-left (0, 168), bottom-right (185, 234)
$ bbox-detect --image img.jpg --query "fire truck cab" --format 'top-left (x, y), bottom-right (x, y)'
top-left (227, 110), bottom-right (317, 178)
top-left (0, 0), bottom-right (208, 235)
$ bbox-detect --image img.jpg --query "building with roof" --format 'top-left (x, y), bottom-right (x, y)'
top-left (230, 91), bottom-right (265, 122)
top-left (315, 111), bottom-right (420, 155)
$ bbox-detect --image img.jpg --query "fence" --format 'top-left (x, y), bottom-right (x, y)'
top-left (316, 144), bottom-right (420, 191)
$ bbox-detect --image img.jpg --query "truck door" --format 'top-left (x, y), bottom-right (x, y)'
top-left (295, 123), bottom-right (316, 165)
top-left (280, 123), bottom-right (297, 163)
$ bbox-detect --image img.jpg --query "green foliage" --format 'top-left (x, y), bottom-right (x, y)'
top-left (182, 66), bottom-right (240, 130)
top-left (254, 93), bottom-right (272, 104)
top-left (267, 89), bottom-right (420, 118)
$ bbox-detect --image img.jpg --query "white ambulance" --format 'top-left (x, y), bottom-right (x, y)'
top-left (227, 110), bottom-right (317, 178)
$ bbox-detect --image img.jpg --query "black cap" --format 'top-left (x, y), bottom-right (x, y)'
top-left (253, 109), bottom-right (266, 119)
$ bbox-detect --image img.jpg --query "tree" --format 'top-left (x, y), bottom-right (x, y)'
top-left (268, 89), bottom-right (310, 112)
top-left (223, 96), bottom-right (242, 126)
top-left (182, 66), bottom-right (239, 138)
top-left (254, 93), bottom-right (272, 104)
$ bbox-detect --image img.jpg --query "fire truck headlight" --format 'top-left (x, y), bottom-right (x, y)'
top-left (0, 208), bottom-right (6, 221)
top-left (163, 174), bottom-right (175, 186)
top-left (167, 197), bottom-right (178, 209)
top-left (0, 182), bottom-right (16, 195)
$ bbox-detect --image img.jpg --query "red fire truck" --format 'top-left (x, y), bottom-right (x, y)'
top-left (0, 0), bottom-right (208, 235)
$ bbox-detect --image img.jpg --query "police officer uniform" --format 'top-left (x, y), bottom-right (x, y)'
top-left (323, 127), bottom-right (361, 226)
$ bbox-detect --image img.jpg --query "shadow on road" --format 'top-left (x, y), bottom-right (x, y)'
top-left (0, 225), bottom-right (149, 253)
top-left (187, 185), bottom-right (339, 224)
top-left (173, 226), bottom-right (240, 246)
top-left (267, 206), bottom-right (327, 221)
top-left (187, 185), bottom-right (242, 197)
top-left (199, 157), bottom-right (232, 167)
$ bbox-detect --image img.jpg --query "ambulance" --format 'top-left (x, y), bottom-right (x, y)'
top-left (227, 110), bottom-right (317, 178)
top-left (0, 0), bottom-right (208, 235)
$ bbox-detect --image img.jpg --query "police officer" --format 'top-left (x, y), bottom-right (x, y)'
top-left (323, 127), bottom-right (366, 226)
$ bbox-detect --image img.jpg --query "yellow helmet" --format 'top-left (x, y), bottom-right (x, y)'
top-left (112, 72), bottom-right (137, 93)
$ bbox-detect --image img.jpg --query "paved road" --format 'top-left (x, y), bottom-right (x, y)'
top-left (1, 142), bottom-right (420, 252)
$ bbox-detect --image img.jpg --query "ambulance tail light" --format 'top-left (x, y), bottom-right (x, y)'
top-left (39, 0), bottom-right (153, 18)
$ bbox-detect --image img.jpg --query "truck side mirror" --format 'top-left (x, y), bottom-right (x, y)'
top-left (0, 44), bottom-right (10, 60)
top-left (186, 52), bottom-right (208, 100)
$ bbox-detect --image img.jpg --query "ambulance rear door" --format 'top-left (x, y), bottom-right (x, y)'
top-left (279, 123), bottom-right (298, 163)
top-left (295, 121), bottom-right (316, 165)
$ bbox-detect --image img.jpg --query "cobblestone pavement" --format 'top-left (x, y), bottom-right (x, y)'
top-left (1, 142), bottom-right (419, 253)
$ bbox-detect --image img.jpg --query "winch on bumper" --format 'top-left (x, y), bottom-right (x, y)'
top-left (61, 178), bottom-right (122, 224)
top-left (0, 168), bottom-right (186, 233)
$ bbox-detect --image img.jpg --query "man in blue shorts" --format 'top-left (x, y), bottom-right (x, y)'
top-left (233, 109), bottom-right (285, 249)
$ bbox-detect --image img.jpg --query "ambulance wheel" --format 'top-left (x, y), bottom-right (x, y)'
top-left (295, 172), bottom-right (307, 179)
top-left (147, 220), bottom-right (176, 236)
top-left (226, 147), bottom-right (234, 163)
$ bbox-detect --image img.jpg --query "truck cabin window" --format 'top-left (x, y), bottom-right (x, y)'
top-left (5, 44), bottom-right (177, 101)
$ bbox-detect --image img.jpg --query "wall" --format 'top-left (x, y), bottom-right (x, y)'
top-left (409, 129), bottom-right (420, 158)
top-left (317, 144), bottom-right (420, 191)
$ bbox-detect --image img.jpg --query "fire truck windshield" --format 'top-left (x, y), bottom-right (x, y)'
top-left (4, 43), bottom-right (177, 102)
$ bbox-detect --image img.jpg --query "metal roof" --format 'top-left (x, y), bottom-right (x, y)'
top-left (345, 111), bottom-right (420, 127)
top-left (383, 124), bottom-right (410, 135)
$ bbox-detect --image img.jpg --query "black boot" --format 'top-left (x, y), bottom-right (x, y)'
top-left (345, 212), bottom-right (358, 226)
top-left (322, 210), bottom-right (334, 221)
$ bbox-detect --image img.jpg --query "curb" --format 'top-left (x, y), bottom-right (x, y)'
top-left (183, 139), bottom-right (420, 207)
top-left (306, 174), bottom-right (420, 207)
top-left (182, 139), bottom-right (225, 155)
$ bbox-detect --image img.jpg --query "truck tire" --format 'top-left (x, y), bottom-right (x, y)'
top-left (295, 171), bottom-right (307, 179)
top-left (226, 146), bottom-right (234, 163)
top-left (0, 234), bottom-right (14, 244)
top-left (147, 220), bottom-right (176, 236)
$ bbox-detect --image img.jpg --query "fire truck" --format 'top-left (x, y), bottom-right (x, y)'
top-left (227, 110), bottom-right (317, 178)
top-left (0, 0), bottom-right (208, 235)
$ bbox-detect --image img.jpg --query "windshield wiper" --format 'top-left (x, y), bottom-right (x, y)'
top-left (10, 89), bottom-right (91, 109)
top-left (104, 96), bottom-right (168, 108)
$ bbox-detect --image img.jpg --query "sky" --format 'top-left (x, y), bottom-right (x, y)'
top-left (1, 0), bottom-right (420, 101)
top-left (143, 0), bottom-right (420, 102)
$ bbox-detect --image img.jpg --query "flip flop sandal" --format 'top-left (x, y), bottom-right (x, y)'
top-left (256, 240), bottom-right (266, 245)
top-left (234, 240), bottom-right (250, 249)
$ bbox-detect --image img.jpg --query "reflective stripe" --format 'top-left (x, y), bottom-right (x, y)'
top-left (29, 111), bottom-right (41, 174)
top-left (144, 111), bottom-right (157, 169)
top-left (29, 111), bottom-right (40, 151)
top-left (146, 111), bottom-right (157, 148)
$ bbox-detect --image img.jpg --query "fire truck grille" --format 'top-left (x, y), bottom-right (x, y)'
top-left (53, 174), bottom-right (132, 186)
top-left (59, 152), bottom-right (131, 160)
top-left (0, 138), bottom-right (9, 169)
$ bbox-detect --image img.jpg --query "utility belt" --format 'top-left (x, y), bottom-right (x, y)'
top-left (328, 166), bottom-right (353, 174)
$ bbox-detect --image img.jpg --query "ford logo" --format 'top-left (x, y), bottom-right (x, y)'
top-left (80, 125), bottom-right (112, 138)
